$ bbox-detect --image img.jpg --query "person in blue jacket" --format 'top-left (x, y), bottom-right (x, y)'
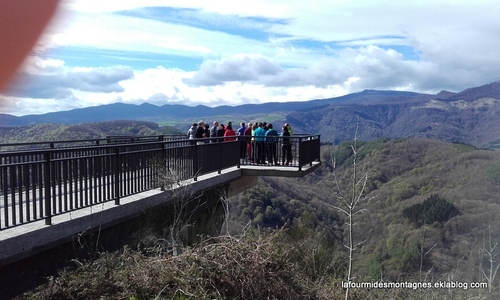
top-left (237, 122), bottom-right (247, 159)
top-left (265, 123), bottom-right (279, 165)
top-left (253, 122), bottom-right (267, 165)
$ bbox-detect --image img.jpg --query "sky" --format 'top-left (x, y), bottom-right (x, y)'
top-left (1, 0), bottom-right (500, 116)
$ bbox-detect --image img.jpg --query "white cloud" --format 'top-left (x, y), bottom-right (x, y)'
top-left (5, 61), bottom-right (134, 99)
top-left (184, 54), bottom-right (282, 86)
top-left (47, 11), bottom-right (278, 62)
top-left (3, 0), bottom-right (500, 116)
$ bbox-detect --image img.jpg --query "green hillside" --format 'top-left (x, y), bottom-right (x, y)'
top-left (0, 120), bottom-right (183, 145)
top-left (230, 138), bottom-right (500, 284)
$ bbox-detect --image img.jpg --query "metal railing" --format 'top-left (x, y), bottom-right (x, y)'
top-left (0, 134), bottom-right (320, 230)
top-left (0, 134), bottom-right (187, 152)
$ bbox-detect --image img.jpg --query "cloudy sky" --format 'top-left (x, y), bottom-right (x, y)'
top-left (1, 0), bottom-right (499, 116)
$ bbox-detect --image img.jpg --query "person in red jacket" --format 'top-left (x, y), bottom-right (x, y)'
top-left (224, 124), bottom-right (236, 141)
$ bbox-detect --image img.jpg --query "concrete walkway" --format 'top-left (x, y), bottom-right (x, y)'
top-left (0, 162), bottom-right (320, 267)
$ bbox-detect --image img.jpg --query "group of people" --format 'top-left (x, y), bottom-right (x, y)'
top-left (187, 120), bottom-right (238, 144)
top-left (187, 120), bottom-right (294, 166)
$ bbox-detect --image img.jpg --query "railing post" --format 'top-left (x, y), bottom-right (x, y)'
top-left (218, 141), bottom-right (222, 174)
top-left (160, 142), bottom-right (167, 191)
top-left (314, 134), bottom-right (321, 165)
top-left (237, 141), bottom-right (241, 168)
top-left (114, 147), bottom-right (120, 205)
top-left (193, 143), bottom-right (198, 181)
top-left (298, 137), bottom-right (303, 172)
top-left (44, 152), bottom-right (52, 225)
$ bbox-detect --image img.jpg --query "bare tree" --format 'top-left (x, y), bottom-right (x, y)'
top-left (480, 223), bottom-right (500, 293)
top-left (155, 160), bottom-right (206, 255)
top-left (215, 184), bottom-right (231, 236)
top-left (328, 117), bottom-right (369, 300)
top-left (419, 221), bottom-right (437, 281)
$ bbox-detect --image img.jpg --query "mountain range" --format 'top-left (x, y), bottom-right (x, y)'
top-left (0, 90), bottom-right (419, 126)
top-left (291, 81), bottom-right (500, 148)
top-left (1, 81), bottom-right (500, 148)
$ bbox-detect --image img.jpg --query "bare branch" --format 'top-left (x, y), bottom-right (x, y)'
top-left (353, 209), bottom-right (368, 216)
top-left (332, 205), bottom-right (350, 216)
top-left (424, 243), bottom-right (438, 256)
top-left (353, 239), bottom-right (368, 248)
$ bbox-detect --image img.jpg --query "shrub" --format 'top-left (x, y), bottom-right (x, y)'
top-left (23, 231), bottom-right (316, 299)
top-left (486, 163), bottom-right (500, 183)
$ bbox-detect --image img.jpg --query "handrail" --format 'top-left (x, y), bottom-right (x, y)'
top-left (0, 134), bottom-right (189, 151)
top-left (0, 134), bottom-right (320, 230)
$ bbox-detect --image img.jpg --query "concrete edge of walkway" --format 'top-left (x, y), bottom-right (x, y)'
top-left (0, 167), bottom-right (243, 267)
top-left (0, 162), bottom-right (321, 266)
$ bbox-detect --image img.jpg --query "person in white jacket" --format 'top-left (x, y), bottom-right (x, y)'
top-left (187, 123), bottom-right (198, 144)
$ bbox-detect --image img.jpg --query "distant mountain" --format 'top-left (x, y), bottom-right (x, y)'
top-left (0, 90), bottom-right (423, 127)
top-left (1, 81), bottom-right (500, 148)
top-left (290, 81), bottom-right (500, 148)
top-left (442, 80), bottom-right (500, 101)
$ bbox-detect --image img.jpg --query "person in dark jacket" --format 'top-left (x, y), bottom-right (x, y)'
top-left (204, 124), bottom-right (210, 143)
top-left (217, 123), bottom-right (226, 142)
top-left (281, 125), bottom-right (292, 165)
top-left (195, 120), bottom-right (206, 145)
top-left (237, 122), bottom-right (246, 159)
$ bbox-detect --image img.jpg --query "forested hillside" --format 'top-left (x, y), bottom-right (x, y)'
top-left (229, 138), bottom-right (500, 287)
top-left (0, 120), bottom-right (182, 144)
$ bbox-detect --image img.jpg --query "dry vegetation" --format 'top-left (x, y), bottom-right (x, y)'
top-left (21, 230), bottom-right (315, 299)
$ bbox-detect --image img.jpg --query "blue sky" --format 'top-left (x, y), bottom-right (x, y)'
top-left (2, 0), bottom-right (500, 116)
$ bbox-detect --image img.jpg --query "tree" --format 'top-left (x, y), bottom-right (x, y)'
top-left (402, 195), bottom-right (459, 226)
top-left (153, 155), bottom-right (230, 255)
top-left (480, 223), bottom-right (500, 294)
top-left (328, 116), bottom-right (369, 300)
